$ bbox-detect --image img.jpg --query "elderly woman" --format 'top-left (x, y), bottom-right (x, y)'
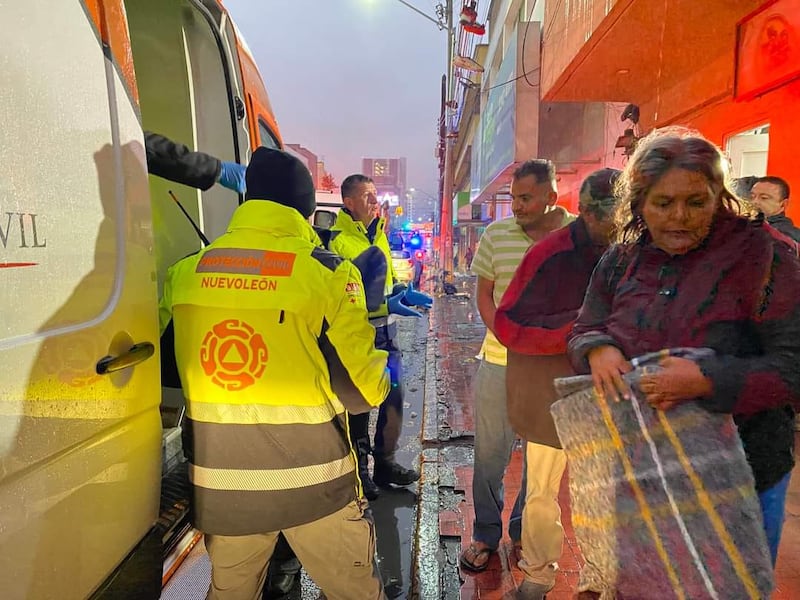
top-left (567, 129), bottom-right (800, 569)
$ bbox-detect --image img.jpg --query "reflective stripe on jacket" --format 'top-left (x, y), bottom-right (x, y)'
top-left (159, 200), bottom-right (390, 535)
top-left (329, 210), bottom-right (396, 318)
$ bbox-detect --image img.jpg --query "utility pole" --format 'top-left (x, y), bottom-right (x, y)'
top-left (393, 0), bottom-right (454, 284)
top-left (439, 0), bottom-right (455, 283)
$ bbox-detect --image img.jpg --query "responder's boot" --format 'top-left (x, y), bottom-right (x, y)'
top-left (373, 456), bottom-right (420, 488)
top-left (263, 571), bottom-right (299, 599)
top-left (355, 437), bottom-right (379, 501)
top-left (262, 535), bottom-right (301, 599)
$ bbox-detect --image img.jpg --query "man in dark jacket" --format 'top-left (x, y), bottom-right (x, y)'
top-left (494, 168), bottom-right (621, 600)
top-left (752, 176), bottom-right (800, 242)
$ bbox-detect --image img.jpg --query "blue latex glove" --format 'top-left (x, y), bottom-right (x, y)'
top-left (218, 161), bottom-right (246, 193)
top-left (388, 290), bottom-right (422, 317)
top-left (403, 282), bottom-right (433, 308)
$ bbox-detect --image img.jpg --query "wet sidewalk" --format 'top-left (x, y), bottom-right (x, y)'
top-left (415, 276), bottom-right (800, 599)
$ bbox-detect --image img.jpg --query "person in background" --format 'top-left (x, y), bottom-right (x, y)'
top-left (160, 148), bottom-right (389, 599)
top-left (494, 168), bottom-right (621, 599)
top-left (459, 159), bottom-right (574, 573)
top-left (751, 176), bottom-right (800, 242)
top-left (568, 130), bottom-right (800, 590)
top-left (465, 245), bottom-right (474, 270)
top-left (329, 174), bottom-right (431, 500)
top-left (748, 177), bottom-right (800, 432)
top-left (144, 130), bottom-right (246, 193)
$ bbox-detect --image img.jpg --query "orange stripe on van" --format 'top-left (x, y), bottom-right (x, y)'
top-left (83, 0), bottom-right (139, 106)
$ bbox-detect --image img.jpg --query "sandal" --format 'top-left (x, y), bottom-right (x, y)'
top-left (460, 542), bottom-right (496, 573)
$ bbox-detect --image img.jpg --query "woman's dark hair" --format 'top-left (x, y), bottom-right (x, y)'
top-left (614, 127), bottom-right (743, 244)
top-left (732, 175), bottom-right (759, 201)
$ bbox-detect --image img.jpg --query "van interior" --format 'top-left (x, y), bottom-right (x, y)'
top-left (124, 0), bottom-right (250, 573)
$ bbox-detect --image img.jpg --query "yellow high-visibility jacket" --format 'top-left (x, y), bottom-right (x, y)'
top-left (159, 200), bottom-right (390, 535)
top-left (329, 210), bottom-right (397, 319)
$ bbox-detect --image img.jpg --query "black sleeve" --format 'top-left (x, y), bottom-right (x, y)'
top-left (144, 131), bottom-right (222, 191)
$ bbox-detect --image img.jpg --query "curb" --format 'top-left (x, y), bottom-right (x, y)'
top-left (413, 305), bottom-right (443, 599)
top-left (412, 298), bottom-right (465, 600)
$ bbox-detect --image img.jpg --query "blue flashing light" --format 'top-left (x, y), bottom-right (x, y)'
top-left (408, 234), bottom-right (423, 248)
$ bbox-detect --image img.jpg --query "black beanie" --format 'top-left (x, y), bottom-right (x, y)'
top-left (245, 147), bottom-right (316, 218)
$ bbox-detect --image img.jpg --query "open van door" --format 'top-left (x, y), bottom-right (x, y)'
top-left (0, 3), bottom-right (161, 598)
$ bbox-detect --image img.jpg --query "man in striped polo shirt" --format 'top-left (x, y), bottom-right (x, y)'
top-left (460, 159), bottom-right (574, 574)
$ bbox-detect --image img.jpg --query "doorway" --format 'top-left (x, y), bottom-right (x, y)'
top-left (726, 124), bottom-right (769, 177)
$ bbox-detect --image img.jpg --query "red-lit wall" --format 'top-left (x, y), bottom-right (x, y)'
top-left (541, 0), bottom-right (800, 220)
top-left (540, 0), bottom-right (622, 97)
top-left (638, 67), bottom-right (800, 221)
top-left (682, 81), bottom-right (800, 220)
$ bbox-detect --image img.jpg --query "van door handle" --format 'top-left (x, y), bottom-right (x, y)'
top-left (96, 342), bottom-right (155, 375)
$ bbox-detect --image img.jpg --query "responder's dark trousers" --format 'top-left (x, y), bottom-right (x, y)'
top-left (349, 324), bottom-right (403, 462)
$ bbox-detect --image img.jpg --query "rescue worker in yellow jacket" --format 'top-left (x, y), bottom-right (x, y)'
top-left (329, 174), bottom-right (432, 499)
top-left (159, 148), bottom-right (390, 600)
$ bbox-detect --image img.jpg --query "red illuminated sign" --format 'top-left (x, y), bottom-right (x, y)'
top-left (735, 0), bottom-right (800, 101)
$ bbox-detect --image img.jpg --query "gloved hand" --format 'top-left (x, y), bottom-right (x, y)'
top-left (218, 161), bottom-right (246, 193)
top-left (388, 290), bottom-right (422, 317)
top-left (402, 282), bottom-right (433, 308)
top-left (351, 247), bottom-right (388, 313)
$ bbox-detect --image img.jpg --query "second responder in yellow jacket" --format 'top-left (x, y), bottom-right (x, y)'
top-left (330, 206), bottom-right (396, 318)
top-left (328, 174), bottom-right (423, 501)
top-left (159, 148), bottom-right (389, 599)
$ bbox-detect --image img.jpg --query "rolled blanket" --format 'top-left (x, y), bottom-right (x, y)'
top-left (550, 348), bottom-right (773, 599)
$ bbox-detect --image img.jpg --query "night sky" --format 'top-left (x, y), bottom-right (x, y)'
top-left (224, 0), bottom-right (447, 197)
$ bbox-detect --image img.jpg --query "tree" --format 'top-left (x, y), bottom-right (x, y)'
top-left (320, 173), bottom-right (337, 192)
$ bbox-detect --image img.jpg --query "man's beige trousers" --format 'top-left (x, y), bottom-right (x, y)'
top-left (518, 442), bottom-right (568, 587)
top-left (205, 500), bottom-right (385, 600)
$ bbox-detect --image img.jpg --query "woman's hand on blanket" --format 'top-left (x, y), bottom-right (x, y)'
top-left (587, 345), bottom-right (632, 403)
top-left (639, 356), bottom-right (713, 411)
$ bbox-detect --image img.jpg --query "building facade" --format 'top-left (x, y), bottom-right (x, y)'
top-left (449, 0), bottom-right (628, 268)
top-left (362, 157), bottom-right (409, 224)
top-left (540, 0), bottom-right (800, 219)
top-left (448, 0), bottom-right (799, 265)
top-left (285, 143), bottom-right (319, 190)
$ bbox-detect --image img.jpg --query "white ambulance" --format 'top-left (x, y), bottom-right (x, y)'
top-left (0, 1), bottom-right (282, 597)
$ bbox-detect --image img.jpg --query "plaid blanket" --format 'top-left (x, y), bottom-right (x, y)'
top-left (550, 349), bottom-right (773, 599)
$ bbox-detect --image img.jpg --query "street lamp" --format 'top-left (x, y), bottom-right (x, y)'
top-left (391, 0), bottom-right (455, 282)
top-left (394, 0), bottom-right (446, 28)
